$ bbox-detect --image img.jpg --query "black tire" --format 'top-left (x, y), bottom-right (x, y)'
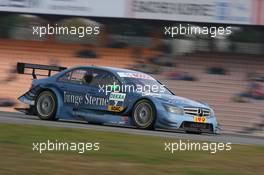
top-left (25, 105), bottom-right (36, 115)
top-left (35, 91), bottom-right (57, 120)
top-left (132, 99), bottom-right (156, 129)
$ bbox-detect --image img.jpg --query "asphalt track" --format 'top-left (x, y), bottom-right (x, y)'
top-left (0, 111), bottom-right (263, 146)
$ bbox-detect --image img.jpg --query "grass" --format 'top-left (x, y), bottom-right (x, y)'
top-left (0, 123), bottom-right (263, 175)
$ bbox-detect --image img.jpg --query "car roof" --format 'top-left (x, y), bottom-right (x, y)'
top-left (56, 65), bottom-right (157, 82)
top-left (69, 65), bottom-right (144, 74)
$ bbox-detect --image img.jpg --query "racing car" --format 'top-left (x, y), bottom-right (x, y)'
top-left (17, 62), bottom-right (220, 134)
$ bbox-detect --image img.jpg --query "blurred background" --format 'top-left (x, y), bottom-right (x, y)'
top-left (0, 0), bottom-right (263, 136)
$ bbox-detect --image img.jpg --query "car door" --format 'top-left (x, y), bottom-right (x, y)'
top-left (57, 68), bottom-right (93, 111)
top-left (85, 68), bottom-right (123, 112)
top-left (57, 67), bottom-right (125, 113)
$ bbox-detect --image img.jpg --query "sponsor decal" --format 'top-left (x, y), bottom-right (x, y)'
top-left (194, 116), bottom-right (207, 123)
top-left (109, 92), bottom-right (126, 102)
top-left (132, 0), bottom-right (213, 17)
top-left (108, 105), bottom-right (124, 112)
top-left (117, 72), bottom-right (155, 80)
top-left (109, 92), bottom-right (126, 107)
top-left (0, 0), bottom-right (41, 8)
top-left (63, 91), bottom-right (108, 106)
top-left (0, 0), bottom-right (125, 19)
top-left (129, 0), bottom-right (252, 25)
top-left (142, 92), bottom-right (162, 97)
top-left (215, 1), bottom-right (251, 23)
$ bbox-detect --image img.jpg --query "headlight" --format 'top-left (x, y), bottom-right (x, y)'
top-left (164, 104), bottom-right (184, 115)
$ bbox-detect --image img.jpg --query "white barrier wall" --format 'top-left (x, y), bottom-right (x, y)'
top-left (0, 0), bottom-right (125, 18)
top-left (128, 0), bottom-right (252, 25)
top-left (0, 0), bottom-right (263, 25)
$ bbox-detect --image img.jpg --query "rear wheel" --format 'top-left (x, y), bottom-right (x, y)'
top-left (35, 91), bottom-right (57, 120)
top-left (132, 100), bottom-right (156, 129)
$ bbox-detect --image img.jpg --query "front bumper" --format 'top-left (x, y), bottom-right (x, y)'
top-left (155, 112), bottom-right (219, 134)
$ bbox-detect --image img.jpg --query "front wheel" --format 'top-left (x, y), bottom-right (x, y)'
top-left (132, 100), bottom-right (156, 129)
top-left (35, 91), bottom-right (57, 120)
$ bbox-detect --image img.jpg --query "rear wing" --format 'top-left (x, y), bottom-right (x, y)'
top-left (17, 62), bottom-right (67, 79)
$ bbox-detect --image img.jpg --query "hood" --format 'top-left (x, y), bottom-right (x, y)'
top-left (145, 93), bottom-right (210, 109)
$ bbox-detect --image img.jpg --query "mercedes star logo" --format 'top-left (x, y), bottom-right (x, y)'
top-left (197, 108), bottom-right (204, 116)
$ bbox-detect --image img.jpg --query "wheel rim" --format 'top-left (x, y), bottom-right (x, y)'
top-left (134, 102), bottom-right (153, 127)
top-left (37, 93), bottom-right (55, 118)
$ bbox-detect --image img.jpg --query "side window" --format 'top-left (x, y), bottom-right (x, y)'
top-left (58, 68), bottom-right (120, 88)
top-left (59, 71), bottom-right (72, 82)
top-left (89, 69), bottom-right (120, 88)
top-left (71, 69), bottom-right (86, 83)
top-left (59, 69), bottom-right (90, 84)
